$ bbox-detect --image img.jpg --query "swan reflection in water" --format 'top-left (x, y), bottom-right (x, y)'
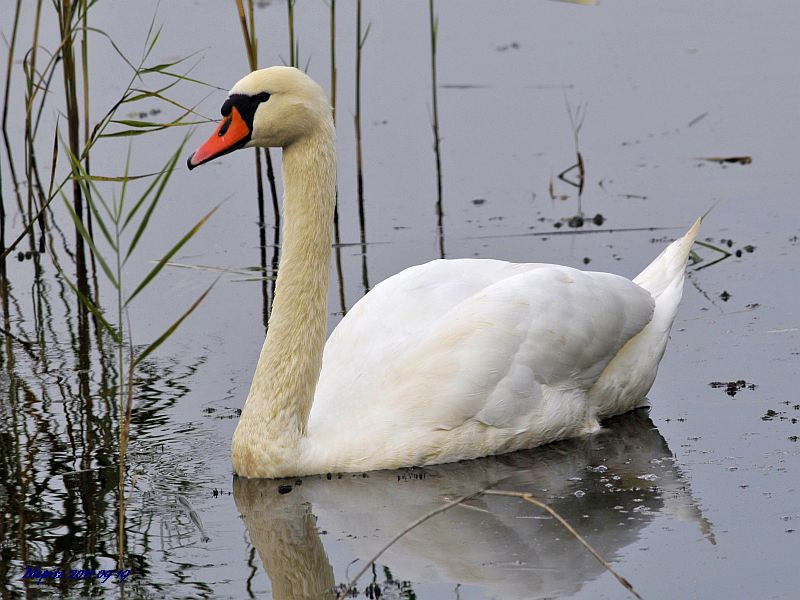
top-left (233, 409), bottom-right (712, 599)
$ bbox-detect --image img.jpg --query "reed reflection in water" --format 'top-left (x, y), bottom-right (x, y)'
top-left (0, 259), bottom-right (209, 596)
top-left (234, 409), bottom-right (713, 599)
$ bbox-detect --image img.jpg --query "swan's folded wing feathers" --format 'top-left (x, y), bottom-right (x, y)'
top-left (314, 259), bottom-right (544, 418)
top-left (312, 261), bottom-right (654, 438)
top-left (324, 259), bottom-right (539, 350)
top-left (385, 266), bottom-right (655, 432)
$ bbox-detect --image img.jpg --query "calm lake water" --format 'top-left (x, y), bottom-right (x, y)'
top-left (1, 1), bottom-right (798, 598)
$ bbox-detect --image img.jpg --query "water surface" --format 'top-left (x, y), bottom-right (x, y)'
top-left (1, 1), bottom-right (798, 598)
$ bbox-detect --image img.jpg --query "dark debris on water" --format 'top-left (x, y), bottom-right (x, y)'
top-left (709, 380), bottom-right (756, 397)
top-left (16, 250), bottom-right (39, 261)
top-left (761, 409), bottom-right (798, 424)
top-left (697, 156), bottom-right (753, 165)
top-left (564, 213), bottom-right (605, 228)
top-left (334, 566), bottom-right (417, 599)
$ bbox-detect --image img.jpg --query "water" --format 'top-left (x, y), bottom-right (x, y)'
top-left (1, 1), bottom-right (798, 598)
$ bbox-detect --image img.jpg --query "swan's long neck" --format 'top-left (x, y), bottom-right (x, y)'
top-left (232, 120), bottom-right (336, 476)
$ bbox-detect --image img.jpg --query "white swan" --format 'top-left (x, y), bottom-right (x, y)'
top-left (188, 67), bottom-right (700, 479)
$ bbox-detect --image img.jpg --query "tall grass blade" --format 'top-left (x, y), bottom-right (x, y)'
top-left (234, 0), bottom-right (256, 66)
top-left (0, 130), bottom-right (67, 262)
top-left (121, 145), bottom-right (183, 233)
top-left (124, 140), bottom-right (186, 262)
top-left (102, 117), bottom-right (205, 138)
top-left (288, 0), bottom-right (297, 67)
top-left (125, 203), bottom-right (220, 306)
top-left (64, 143), bottom-right (117, 247)
top-left (118, 141), bottom-right (132, 220)
top-left (1, 0), bottom-right (24, 210)
top-left (328, 0), bottom-right (346, 314)
top-left (48, 246), bottom-right (120, 342)
top-left (133, 275), bottom-right (219, 367)
top-left (61, 192), bottom-right (118, 288)
top-left (82, 186), bottom-right (116, 251)
top-left (354, 0), bottom-right (370, 293)
top-left (85, 171), bottom-right (165, 183)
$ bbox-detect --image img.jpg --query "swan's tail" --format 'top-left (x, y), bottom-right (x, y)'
top-left (589, 218), bottom-right (701, 417)
top-left (633, 216), bottom-right (702, 299)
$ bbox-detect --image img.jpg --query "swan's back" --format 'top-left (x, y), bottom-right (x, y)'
top-left (320, 260), bottom-right (544, 374)
top-left (314, 259), bottom-right (547, 415)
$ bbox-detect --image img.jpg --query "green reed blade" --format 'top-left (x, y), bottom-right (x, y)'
top-left (124, 138), bottom-right (186, 263)
top-left (63, 142), bottom-right (117, 244)
top-left (120, 159), bottom-right (169, 233)
top-left (49, 243), bottom-right (121, 343)
top-left (133, 275), bottom-right (220, 367)
top-left (125, 203), bottom-right (220, 307)
top-left (61, 192), bottom-right (118, 288)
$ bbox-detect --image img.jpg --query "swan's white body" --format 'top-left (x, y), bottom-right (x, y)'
top-left (189, 67), bottom-right (700, 479)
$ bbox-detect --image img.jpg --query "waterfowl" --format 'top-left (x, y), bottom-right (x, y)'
top-left (187, 67), bottom-right (700, 479)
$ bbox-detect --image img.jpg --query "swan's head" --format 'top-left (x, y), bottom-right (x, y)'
top-left (187, 66), bottom-right (331, 170)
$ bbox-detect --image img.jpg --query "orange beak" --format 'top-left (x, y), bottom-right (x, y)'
top-left (187, 106), bottom-right (251, 170)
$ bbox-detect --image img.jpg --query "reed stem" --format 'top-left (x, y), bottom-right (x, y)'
top-left (329, 0), bottom-right (346, 313)
top-left (57, 0), bottom-right (90, 319)
top-left (330, 0), bottom-right (337, 123)
top-left (2, 0), bottom-right (25, 248)
top-left (429, 0), bottom-right (444, 258)
top-left (288, 0), bottom-right (297, 68)
top-left (355, 0), bottom-right (370, 292)
top-left (23, 0), bottom-right (44, 255)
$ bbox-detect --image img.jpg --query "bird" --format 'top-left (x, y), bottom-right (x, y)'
top-left (187, 66), bottom-right (701, 479)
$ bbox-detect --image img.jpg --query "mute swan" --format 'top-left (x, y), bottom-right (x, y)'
top-left (187, 66), bottom-right (700, 479)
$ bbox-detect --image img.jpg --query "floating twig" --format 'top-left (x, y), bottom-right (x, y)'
top-left (687, 112), bottom-right (708, 127)
top-left (694, 156), bottom-right (752, 165)
top-left (177, 494), bottom-right (211, 543)
top-left (460, 224), bottom-right (680, 241)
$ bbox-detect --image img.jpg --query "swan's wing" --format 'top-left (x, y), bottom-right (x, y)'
top-left (325, 259), bottom-right (544, 349)
top-left (312, 262), bottom-right (654, 434)
top-left (312, 259), bottom-right (545, 427)
top-left (384, 265), bottom-right (655, 432)
top-left (316, 259), bottom-right (544, 388)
